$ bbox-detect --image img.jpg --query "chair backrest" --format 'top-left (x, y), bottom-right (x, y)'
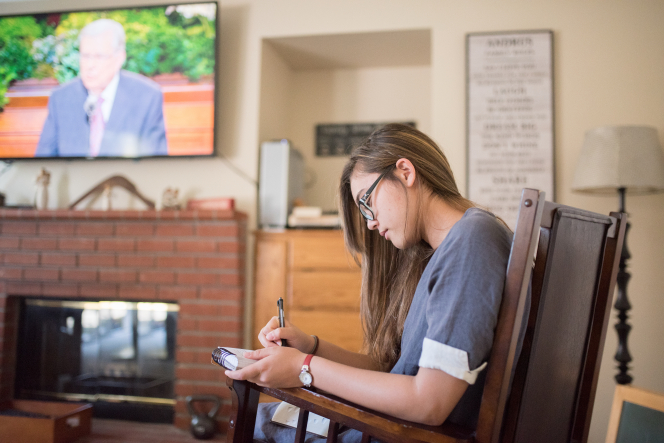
top-left (473, 188), bottom-right (546, 443)
top-left (495, 198), bottom-right (626, 443)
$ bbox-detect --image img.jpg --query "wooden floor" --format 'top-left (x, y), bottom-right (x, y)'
top-left (77, 419), bottom-right (227, 443)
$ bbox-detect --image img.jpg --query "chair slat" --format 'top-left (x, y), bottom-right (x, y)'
top-left (225, 376), bottom-right (260, 443)
top-left (475, 189), bottom-right (545, 443)
top-left (326, 421), bottom-right (340, 443)
top-left (295, 408), bottom-right (309, 443)
top-left (571, 212), bottom-right (626, 443)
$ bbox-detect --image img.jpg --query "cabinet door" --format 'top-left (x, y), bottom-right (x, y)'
top-left (290, 236), bottom-right (358, 270)
top-left (253, 240), bottom-right (287, 349)
top-left (290, 271), bottom-right (361, 311)
top-left (290, 310), bottom-right (364, 353)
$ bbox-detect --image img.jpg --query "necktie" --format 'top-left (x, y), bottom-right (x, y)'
top-left (89, 96), bottom-right (105, 157)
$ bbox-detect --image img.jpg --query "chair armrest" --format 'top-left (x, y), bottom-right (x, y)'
top-left (227, 377), bottom-right (474, 443)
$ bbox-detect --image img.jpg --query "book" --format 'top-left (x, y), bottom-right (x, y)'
top-left (271, 401), bottom-right (330, 438)
top-left (187, 197), bottom-right (235, 210)
top-left (291, 206), bottom-right (323, 218)
top-left (287, 213), bottom-right (341, 228)
top-left (211, 347), bottom-right (257, 371)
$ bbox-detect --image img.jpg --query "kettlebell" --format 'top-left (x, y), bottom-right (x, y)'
top-left (186, 394), bottom-right (221, 439)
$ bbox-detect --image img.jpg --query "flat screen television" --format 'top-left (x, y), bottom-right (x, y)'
top-left (0, 2), bottom-right (217, 160)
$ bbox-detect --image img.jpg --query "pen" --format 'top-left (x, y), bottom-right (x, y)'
top-left (277, 297), bottom-right (288, 347)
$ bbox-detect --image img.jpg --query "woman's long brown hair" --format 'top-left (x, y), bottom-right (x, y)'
top-left (339, 123), bottom-right (474, 371)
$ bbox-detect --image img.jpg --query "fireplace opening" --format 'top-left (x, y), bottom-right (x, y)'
top-left (15, 298), bottom-right (178, 423)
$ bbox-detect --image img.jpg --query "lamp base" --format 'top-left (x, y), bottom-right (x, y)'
top-left (614, 189), bottom-right (632, 385)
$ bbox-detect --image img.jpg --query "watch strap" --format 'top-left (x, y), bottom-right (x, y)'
top-left (300, 354), bottom-right (314, 387)
top-left (302, 353), bottom-right (314, 369)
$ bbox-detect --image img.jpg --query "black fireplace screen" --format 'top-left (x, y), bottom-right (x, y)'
top-left (15, 299), bottom-right (178, 422)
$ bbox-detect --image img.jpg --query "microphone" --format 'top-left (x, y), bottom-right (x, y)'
top-left (84, 95), bottom-right (97, 121)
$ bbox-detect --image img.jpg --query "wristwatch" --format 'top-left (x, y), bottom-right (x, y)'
top-left (299, 354), bottom-right (314, 387)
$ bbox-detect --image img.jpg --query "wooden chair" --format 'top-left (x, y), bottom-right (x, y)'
top-left (225, 189), bottom-right (627, 443)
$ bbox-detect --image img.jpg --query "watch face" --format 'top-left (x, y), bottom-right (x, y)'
top-left (299, 371), bottom-right (312, 386)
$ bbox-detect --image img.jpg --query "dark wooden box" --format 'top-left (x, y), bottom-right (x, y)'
top-left (0, 400), bottom-right (92, 443)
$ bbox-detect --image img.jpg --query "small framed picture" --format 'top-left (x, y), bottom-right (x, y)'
top-left (466, 30), bottom-right (555, 228)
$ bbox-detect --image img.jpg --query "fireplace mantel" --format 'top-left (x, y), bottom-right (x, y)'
top-left (0, 208), bottom-right (247, 431)
top-left (0, 207), bottom-right (241, 221)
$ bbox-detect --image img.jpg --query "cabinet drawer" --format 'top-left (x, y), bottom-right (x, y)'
top-left (291, 271), bottom-right (361, 311)
top-left (290, 310), bottom-right (363, 353)
top-left (290, 236), bottom-right (359, 269)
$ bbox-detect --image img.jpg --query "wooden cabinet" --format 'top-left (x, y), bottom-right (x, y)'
top-left (253, 229), bottom-right (363, 352)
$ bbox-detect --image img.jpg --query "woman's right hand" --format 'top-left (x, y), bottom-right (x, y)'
top-left (258, 316), bottom-right (316, 353)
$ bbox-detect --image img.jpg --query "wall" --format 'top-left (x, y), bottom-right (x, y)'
top-left (259, 31), bottom-right (432, 211)
top-left (290, 66), bottom-right (432, 211)
top-left (1, 1), bottom-right (663, 441)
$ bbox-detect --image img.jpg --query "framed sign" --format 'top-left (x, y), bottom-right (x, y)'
top-left (315, 121), bottom-right (415, 157)
top-left (466, 30), bottom-right (555, 228)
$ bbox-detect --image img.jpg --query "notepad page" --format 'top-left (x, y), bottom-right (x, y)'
top-left (211, 347), bottom-right (257, 370)
top-left (271, 401), bottom-right (329, 438)
top-left (222, 347), bottom-right (257, 370)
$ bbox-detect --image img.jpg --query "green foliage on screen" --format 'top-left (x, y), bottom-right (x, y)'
top-left (32, 29), bottom-right (80, 84)
top-left (0, 17), bottom-right (43, 81)
top-left (0, 16), bottom-right (45, 107)
top-left (54, 6), bottom-right (216, 81)
top-left (0, 4), bottom-right (216, 108)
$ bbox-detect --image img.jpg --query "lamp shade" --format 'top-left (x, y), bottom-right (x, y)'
top-left (572, 126), bottom-right (664, 195)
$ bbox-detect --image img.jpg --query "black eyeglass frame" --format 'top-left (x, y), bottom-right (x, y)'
top-left (358, 167), bottom-right (394, 221)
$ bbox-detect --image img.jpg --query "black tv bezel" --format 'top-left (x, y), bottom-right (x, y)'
top-left (0, 1), bottom-right (220, 162)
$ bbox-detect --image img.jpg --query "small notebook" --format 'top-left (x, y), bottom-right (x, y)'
top-left (271, 401), bottom-right (330, 438)
top-left (211, 347), bottom-right (257, 371)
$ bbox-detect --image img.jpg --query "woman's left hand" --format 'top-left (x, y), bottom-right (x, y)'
top-left (224, 346), bottom-right (306, 388)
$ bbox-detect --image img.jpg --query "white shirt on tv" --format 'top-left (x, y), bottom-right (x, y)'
top-left (87, 72), bottom-right (120, 123)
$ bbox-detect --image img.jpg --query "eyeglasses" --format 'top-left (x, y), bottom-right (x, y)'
top-left (79, 51), bottom-right (119, 62)
top-left (358, 168), bottom-right (393, 221)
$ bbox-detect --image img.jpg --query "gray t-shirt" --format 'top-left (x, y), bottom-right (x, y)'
top-left (390, 207), bottom-right (512, 429)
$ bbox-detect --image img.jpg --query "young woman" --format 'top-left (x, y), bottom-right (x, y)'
top-left (225, 124), bottom-right (513, 442)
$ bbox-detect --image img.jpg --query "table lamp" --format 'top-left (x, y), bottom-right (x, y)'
top-left (572, 125), bottom-right (664, 384)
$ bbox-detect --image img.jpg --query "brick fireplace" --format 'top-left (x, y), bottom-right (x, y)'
top-left (0, 208), bottom-right (246, 431)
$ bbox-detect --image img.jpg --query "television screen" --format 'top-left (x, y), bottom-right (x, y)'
top-left (0, 2), bottom-right (217, 159)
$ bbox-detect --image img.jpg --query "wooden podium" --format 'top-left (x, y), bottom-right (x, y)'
top-left (0, 75), bottom-right (214, 157)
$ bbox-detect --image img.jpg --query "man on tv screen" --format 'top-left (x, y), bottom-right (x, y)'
top-left (35, 19), bottom-right (168, 158)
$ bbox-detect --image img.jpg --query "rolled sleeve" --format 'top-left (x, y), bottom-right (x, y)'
top-left (423, 211), bottom-right (511, 371)
top-left (418, 337), bottom-right (487, 384)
